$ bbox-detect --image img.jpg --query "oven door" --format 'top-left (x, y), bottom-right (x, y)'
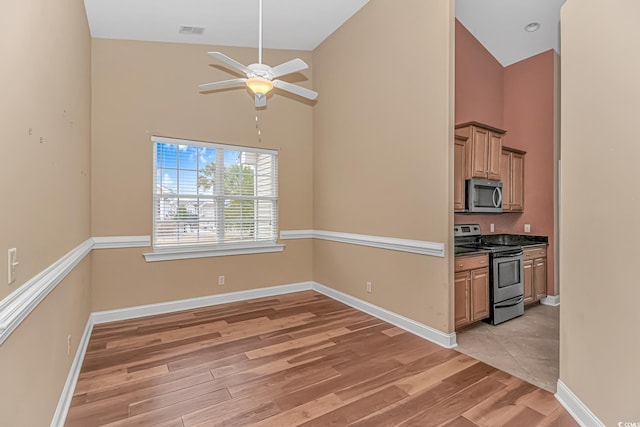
top-left (491, 252), bottom-right (524, 303)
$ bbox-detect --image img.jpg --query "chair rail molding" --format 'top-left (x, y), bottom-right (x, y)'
top-left (0, 236), bottom-right (153, 345)
top-left (280, 229), bottom-right (445, 257)
top-left (92, 235), bottom-right (150, 249)
top-left (0, 239), bottom-right (94, 345)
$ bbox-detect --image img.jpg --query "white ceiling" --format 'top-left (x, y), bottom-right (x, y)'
top-left (84, 0), bottom-right (565, 64)
top-left (456, 0), bottom-right (566, 67)
top-left (83, 0), bottom-right (370, 51)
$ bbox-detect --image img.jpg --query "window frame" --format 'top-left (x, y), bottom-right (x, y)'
top-left (144, 135), bottom-right (284, 262)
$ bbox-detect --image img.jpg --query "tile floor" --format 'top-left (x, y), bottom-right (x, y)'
top-left (455, 303), bottom-right (559, 392)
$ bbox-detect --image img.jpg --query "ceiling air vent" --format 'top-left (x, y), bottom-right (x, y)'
top-left (179, 26), bottom-right (205, 35)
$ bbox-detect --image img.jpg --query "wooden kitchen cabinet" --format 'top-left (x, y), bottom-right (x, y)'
top-left (523, 259), bottom-right (534, 304)
top-left (500, 147), bottom-right (525, 212)
top-left (455, 122), bottom-right (506, 181)
top-left (534, 257), bottom-right (547, 301)
top-left (454, 254), bottom-right (490, 329)
top-left (454, 272), bottom-right (471, 328)
top-left (470, 268), bottom-right (490, 320)
top-left (523, 246), bottom-right (547, 304)
top-left (500, 150), bottom-right (511, 211)
top-left (454, 135), bottom-right (468, 212)
top-left (511, 151), bottom-right (525, 211)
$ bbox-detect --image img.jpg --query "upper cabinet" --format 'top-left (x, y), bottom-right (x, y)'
top-left (500, 147), bottom-right (525, 212)
top-left (454, 135), bottom-right (468, 212)
top-left (455, 122), bottom-right (506, 181)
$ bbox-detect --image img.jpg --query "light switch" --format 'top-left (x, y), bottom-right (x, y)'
top-left (8, 248), bottom-right (18, 284)
top-left (524, 224), bottom-right (531, 233)
top-left (490, 224), bottom-right (495, 233)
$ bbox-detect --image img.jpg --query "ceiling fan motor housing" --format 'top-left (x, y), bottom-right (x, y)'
top-left (248, 63), bottom-right (273, 80)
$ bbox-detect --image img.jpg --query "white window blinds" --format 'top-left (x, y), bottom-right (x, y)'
top-left (152, 136), bottom-right (278, 249)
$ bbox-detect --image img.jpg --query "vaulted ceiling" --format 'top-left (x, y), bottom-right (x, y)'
top-left (84, 0), bottom-right (565, 65)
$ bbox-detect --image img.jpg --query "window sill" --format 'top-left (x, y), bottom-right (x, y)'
top-left (143, 243), bottom-right (285, 262)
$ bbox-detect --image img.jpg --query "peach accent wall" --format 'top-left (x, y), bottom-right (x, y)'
top-left (455, 20), bottom-right (504, 128)
top-left (312, 0), bottom-right (455, 332)
top-left (503, 50), bottom-right (556, 295)
top-left (90, 39), bottom-right (314, 311)
top-left (0, 0), bottom-right (92, 424)
top-left (560, 0), bottom-right (640, 423)
top-left (454, 20), bottom-right (557, 295)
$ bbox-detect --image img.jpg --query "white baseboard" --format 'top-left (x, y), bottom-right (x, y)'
top-left (312, 282), bottom-right (457, 349)
top-left (91, 281), bottom-right (455, 348)
top-left (92, 282), bottom-right (314, 324)
top-left (555, 379), bottom-right (605, 427)
top-left (541, 295), bottom-right (560, 306)
top-left (50, 315), bottom-right (94, 427)
top-left (53, 280), bottom-right (458, 425)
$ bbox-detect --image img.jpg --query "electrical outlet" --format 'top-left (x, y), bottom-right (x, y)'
top-left (366, 281), bottom-right (372, 293)
top-left (524, 224), bottom-right (531, 233)
top-left (7, 248), bottom-right (18, 285)
top-left (218, 275), bottom-right (225, 286)
top-left (490, 224), bottom-right (495, 233)
top-left (67, 334), bottom-right (72, 355)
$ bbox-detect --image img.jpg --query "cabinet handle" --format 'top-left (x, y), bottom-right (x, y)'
top-left (457, 264), bottom-right (463, 268)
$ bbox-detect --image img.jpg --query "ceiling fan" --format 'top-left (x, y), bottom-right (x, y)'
top-left (199, 0), bottom-right (318, 108)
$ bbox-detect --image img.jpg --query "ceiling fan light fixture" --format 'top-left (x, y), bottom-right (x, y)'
top-left (246, 77), bottom-right (274, 95)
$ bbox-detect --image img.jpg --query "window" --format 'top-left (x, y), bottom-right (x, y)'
top-left (148, 136), bottom-right (281, 260)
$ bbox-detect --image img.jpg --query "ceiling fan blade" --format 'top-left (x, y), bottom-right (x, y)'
top-left (270, 58), bottom-right (309, 78)
top-left (273, 80), bottom-right (318, 100)
top-left (208, 52), bottom-right (251, 76)
top-left (199, 78), bottom-right (246, 91)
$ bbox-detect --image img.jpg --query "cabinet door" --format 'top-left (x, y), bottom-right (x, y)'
top-left (470, 268), bottom-right (490, 321)
top-left (523, 259), bottom-right (534, 304)
top-left (470, 127), bottom-right (490, 178)
top-left (533, 257), bottom-right (547, 301)
top-left (454, 139), bottom-right (466, 212)
top-left (487, 133), bottom-right (503, 180)
top-left (500, 151), bottom-right (511, 211)
top-left (510, 152), bottom-right (525, 211)
top-left (454, 272), bottom-right (471, 329)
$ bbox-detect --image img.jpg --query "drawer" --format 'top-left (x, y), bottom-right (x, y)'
top-left (524, 246), bottom-right (547, 261)
top-left (455, 255), bottom-right (489, 272)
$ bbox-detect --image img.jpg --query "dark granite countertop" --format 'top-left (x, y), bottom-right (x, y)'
top-left (455, 234), bottom-right (548, 257)
top-left (480, 234), bottom-right (548, 247)
top-left (454, 247), bottom-right (490, 257)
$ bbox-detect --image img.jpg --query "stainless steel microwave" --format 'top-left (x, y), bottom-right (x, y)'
top-left (465, 178), bottom-right (503, 213)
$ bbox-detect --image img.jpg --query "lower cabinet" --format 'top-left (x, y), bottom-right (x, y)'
top-left (454, 254), bottom-right (490, 329)
top-left (523, 246), bottom-right (547, 305)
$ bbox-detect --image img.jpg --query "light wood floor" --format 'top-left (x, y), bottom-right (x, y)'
top-left (65, 291), bottom-right (578, 426)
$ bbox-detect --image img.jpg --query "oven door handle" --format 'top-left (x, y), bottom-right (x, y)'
top-left (492, 187), bottom-right (503, 208)
top-left (495, 296), bottom-right (524, 308)
top-left (493, 250), bottom-right (524, 259)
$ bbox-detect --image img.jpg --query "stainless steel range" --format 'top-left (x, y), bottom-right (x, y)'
top-left (454, 224), bottom-right (525, 325)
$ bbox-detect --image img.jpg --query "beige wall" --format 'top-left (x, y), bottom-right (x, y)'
top-left (560, 0), bottom-right (640, 424)
top-left (0, 0), bottom-right (92, 424)
top-left (0, 258), bottom-right (91, 426)
top-left (312, 0), bottom-right (454, 332)
top-left (90, 39), bottom-right (313, 311)
top-left (0, 0), bottom-right (91, 300)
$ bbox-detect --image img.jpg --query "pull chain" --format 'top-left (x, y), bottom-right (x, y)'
top-left (255, 107), bottom-right (262, 143)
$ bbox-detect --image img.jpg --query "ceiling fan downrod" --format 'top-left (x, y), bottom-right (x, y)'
top-left (258, 0), bottom-right (263, 65)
